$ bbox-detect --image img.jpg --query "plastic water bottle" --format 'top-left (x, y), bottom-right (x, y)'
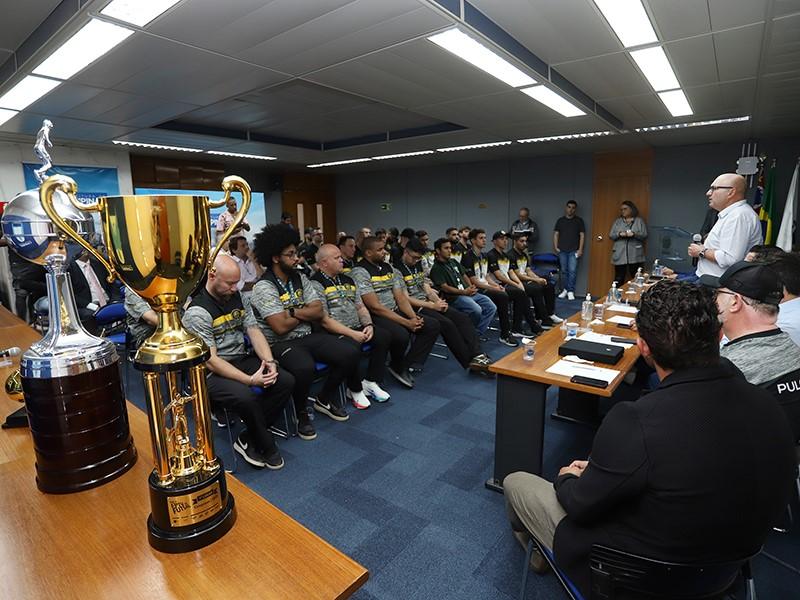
top-left (581, 293), bottom-right (593, 321)
top-left (652, 259), bottom-right (662, 277)
top-left (634, 267), bottom-right (645, 287)
top-left (606, 281), bottom-right (619, 305)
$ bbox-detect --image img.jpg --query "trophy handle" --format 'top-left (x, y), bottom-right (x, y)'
top-left (39, 175), bottom-right (117, 282)
top-left (208, 175), bottom-right (251, 270)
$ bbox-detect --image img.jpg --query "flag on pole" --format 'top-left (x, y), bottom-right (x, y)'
top-left (776, 159), bottom-right (798, 252)
top-left (758, 160), bottom-right (776, 244)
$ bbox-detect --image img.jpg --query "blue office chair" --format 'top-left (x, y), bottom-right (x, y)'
top-left (531, 253), bottom-right (561, 288)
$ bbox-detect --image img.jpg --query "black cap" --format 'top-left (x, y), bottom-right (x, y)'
top-left (699, 261), bottom-right (783, 305)
top-left (400, 227), bottom-right (415, 239)
top-left (492, 230), bottom-right (508, 241)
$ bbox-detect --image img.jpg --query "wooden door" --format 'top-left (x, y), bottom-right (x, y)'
top-left (281, 173), bottom-right (337, 243)
top-left (588, 150), bottom-right (652, 297)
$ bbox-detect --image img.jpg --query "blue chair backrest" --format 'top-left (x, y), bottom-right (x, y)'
top-left (94, 302), bottom-right (127, 325)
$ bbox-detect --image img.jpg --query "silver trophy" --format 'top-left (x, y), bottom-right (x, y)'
top-left (33, 119), bottom-right (53, 184)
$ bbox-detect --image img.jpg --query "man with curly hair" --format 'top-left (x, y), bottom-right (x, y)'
top-left (250, 224), bottom-right (366, 441)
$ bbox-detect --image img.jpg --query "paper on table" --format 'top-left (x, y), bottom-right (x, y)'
top-left (608, 303), bottom-right (638, 314)
top-left (577, 331), bottom-right (631, 348)
top-left (546, 359), bottom-right (620, 383)
top-left (607, 315), bottom-right (635, 325)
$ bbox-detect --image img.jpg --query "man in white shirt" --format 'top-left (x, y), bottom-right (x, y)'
top-left (215, 196), bottom-right (250, 243)
top-left (688, 173), bottom-right (762, 277)
top-left (228, 236), bottom-right (258, 293)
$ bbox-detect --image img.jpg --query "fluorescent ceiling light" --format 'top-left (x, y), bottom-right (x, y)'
top-left (372, 150), bottom-right (435, 160)
top-left (658, 90), bottom-right (693, 117)
top-left (518, 131), bottom-right (614, 143)
top-left (112, 140), bottom-right (203, 152)
top-left (629, 46), bottom-right (680, 92)
top-left (33, 19), bottom-right (133, 80)
top-left (101, 0), bottom-right (182, 27)
top-left (593, 0), bottom-right (658, 48)
top-left (436, 141), bottom-right (512, 152)
top-left (635, 116), bottom-right (749, 132)
top-left (428, 29), bottom-right (536, 88)
top-left (307, 158), bottom-right (373, 168)
top-left (207, 150), bottom-right (277, 160)
top-left (0, 76), bottom-right (61, 111)
top-left (520, 86), bottom-right (586, 117)
top-left (0, 109), bottom-right (19, 126)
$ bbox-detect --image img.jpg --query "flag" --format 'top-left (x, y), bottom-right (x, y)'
top-left (759, 160), bottom-right (776, 244)
top-left (752, 161), bottom-right (765, 210)
top-left (776, 159), bottom-right (798, 252)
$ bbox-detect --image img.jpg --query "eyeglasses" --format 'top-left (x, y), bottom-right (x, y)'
top-left (715, 290), bottom-right (736, 298)
top-left (281, 250), bottom-right (298, 258)
top-left (708, 186), bottom-right (733, 192)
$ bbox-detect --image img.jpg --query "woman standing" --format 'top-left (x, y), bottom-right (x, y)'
top-left (609, 200), bottom-right (647, 283)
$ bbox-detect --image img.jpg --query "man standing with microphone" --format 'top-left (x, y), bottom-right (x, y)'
top-left (688, 173), bottom-right (762, 278)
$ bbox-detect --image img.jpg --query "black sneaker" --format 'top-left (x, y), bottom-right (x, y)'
top-left (211, 408), bottom-right (235, 428)
top-left (468, 356), bottom-right (490, 373)
top-left (388, 365), bottom-right (414, 388)
top-left (499, 334), bottom-right (519, 347)
top-left (510, 329), bottom-right (526, 338)
top-left (263, 447), bottom-right (285, 470)
top-left (313, 397), bottom-right (349, 422)
top-left (297, 417), bottom-right (317, 440)
top-left (233, 432), bottom-right (266, 468)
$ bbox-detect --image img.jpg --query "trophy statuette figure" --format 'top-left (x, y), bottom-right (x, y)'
top-left (40, 174), bottom-right (250, 552)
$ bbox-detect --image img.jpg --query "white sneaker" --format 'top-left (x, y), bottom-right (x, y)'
top-left (361, 379), bottom-right (390, 402)
top-left (550, 314), bottom-right (564, 324)
top-left (567, 292), bottom-right (575, 301)
top-left (558, 289), bottom-right (568, 299)
top-left (347, 389), bottom-right (371, 410)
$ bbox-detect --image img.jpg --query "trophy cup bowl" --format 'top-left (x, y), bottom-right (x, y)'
top-left (40, 174), bottom-right (250, 552)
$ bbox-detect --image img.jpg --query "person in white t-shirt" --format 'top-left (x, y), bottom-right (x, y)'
top-left (228, 236), bottom-right (258, 293)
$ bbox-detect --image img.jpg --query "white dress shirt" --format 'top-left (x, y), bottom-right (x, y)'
top-left (232, 255), bottom-right (257, 291)
top-left (697, 200), bottom-right (762, 277)
top-left (778, 296), bottom-right (800, 347)
top-left (77, 259), bottom-right (108, 307)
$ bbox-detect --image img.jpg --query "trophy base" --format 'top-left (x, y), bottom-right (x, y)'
top-left (146, 462), bottom-right (236, 553)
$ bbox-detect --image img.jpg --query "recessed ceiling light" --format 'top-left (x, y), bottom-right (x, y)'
top-left (658, 90), bottom-right (693, 117)
top-left (372, 151), bottom-right (435, 160)
top-left (0, 109), bottom-right (19, 126)
top-left (0, 75), bottom-right (61, 111)
top-left (100, 0), bottom-right (182, 27)
top-left (436, 141), bottom-right (513, 152)
top-left (207, 150), bottom-right (277, 160)
top-left (629, 46), bottom-right (680, 92)
top-left (634, 116), bottom-right (749, 132)
top-left (112, 140), bottom-right (203, 152)
top-left (307, 158), bottom-right (373, 168)
top-left (593, 0), bottom-right (658, 48)
top-left (32, 19), bottom-right (134, 80)
top-left (428, 29), bottom-right (536, 88)
top-left (520, 86), bottom-right (586, 117)
top-left (517, 131), bottom-right (614, 143)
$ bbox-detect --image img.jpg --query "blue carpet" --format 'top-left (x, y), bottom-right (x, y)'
top-left (124, 296), bottom-right (800, 599)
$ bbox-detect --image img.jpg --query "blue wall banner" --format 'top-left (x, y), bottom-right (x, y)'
top-left (23, 164), bottom-right (120, 199)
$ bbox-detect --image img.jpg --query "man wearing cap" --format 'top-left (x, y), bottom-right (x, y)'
top-left (700, 261), bottom-right (800, 444)
top-left (689, 173), bottom-right (762, 278)
top-left (390, 228), bottom-right (416, 265)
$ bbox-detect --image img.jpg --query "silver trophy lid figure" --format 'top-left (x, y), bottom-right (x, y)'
top-left (33, 119), bottom-right (54, 184)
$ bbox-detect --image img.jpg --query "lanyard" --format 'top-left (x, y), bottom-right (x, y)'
top-left (273, 275), bottom-right (296, 306)
top-left (319, 272), bottom-right (349, 299)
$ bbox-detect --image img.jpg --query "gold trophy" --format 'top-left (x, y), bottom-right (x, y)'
top-left (41, 174), bottom-right (249, 552)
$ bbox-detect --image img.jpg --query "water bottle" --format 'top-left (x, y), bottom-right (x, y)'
top-left (634, 267), bottom-right (645, 287)
top-left (581, 293), bottom-right (593, 321)
top-left (606, 281), bottom-right (619, 305)
top-left (653, 259), bottom-right (662, 277)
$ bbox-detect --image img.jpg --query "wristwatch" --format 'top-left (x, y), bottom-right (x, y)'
top-left (288, 307), bottom-right (296, 318)
top-left (698, 248), bottom-right (706, 259)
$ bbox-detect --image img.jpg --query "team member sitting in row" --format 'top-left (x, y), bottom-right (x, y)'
top-left (351, 236), bottom-right (440, 388)
top-left (183, 255), bottom-right (294, 470)
top-left (311, 244), bottom-right (392, 409)
top-left (508, 232), bottom-right (562, 326)
top-left (394, 238), bottom-right (492, 373)
top-left (251, 224), bottom-right (362, 440)
top-left (124, 289), bottom-right (157, 348)
top-left (429, 237), bottom-right (497, 337)
top-left (338, 235), bottom-right (357, 273)
top-left (445, 228), bottom-right (464, 263)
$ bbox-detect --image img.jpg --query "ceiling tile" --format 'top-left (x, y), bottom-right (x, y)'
top-left (714, 23), bottom-right (763, 81)
top-left (708, 0), bottom-right (768, 30)
top-left (555, 52), bottom-right (653, 101)
top-left (665, 36), bottom-right (718, 87)
top-left (647, 0), bottom-right (711, 41)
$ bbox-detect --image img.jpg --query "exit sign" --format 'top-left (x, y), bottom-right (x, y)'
top-left (380, 203), bottom-right (392, 211)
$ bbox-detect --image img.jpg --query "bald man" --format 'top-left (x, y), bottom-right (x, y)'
top-left (183, 255), bottom-right (294, 470)
top-left (688, 173), bottom-right (762, 278)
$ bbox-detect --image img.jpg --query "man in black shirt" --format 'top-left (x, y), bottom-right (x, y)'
top-left (509, 233), bottom-right (562, 326)
top-left (510, 207), bottom-right (539, 254)
top-left (553, 200), bottom-right (585, 300)
top-left (390, 227), bottom-right (415, 265)
top-left (503, 280), bottom-right (796, 597)
top-left (337, 234), bottom-right (357, 273)
top-left (446, 227), bottom-right (467, 263)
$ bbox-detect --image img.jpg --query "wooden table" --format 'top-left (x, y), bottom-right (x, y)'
top-left (486, 290), bottom-right (644, 492)
top-left (0, 307), bottom-right (368, 599)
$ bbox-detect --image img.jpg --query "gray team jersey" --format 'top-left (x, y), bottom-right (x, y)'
top-left (182, 289), bottom-right (257, 359)
top-left (351, 260), bottom-right (402, 312)
top-left (309, 273), bottom-right (362, 330)
top-left (250, 272), bottom-right (318, 344)
top-left (721, 329), bottom-right (800, 386)
top-left (124, 290), bottom-right (156, 347)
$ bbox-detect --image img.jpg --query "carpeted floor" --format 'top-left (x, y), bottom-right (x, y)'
top-left (125, 296), bottom-right (800, 599)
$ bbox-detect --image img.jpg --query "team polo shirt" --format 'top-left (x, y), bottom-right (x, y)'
top-left (429, 259), bottom-right (470, 300)
top-left (183, 287), bottom-right (257, 359)
top-left (250, 269), bottom-right (317, 344)
top-left (508, 247), bottom-right (530, 274)
top-left (486, 248), bottom-right (512, 279)
top-left (461, 249), bottom-right (489, 282)
top-left (394, 259), bottom-right (427, 301)
top-left (351, 259), bottom-right (402, 311)
top-left (341, 257), bottom-right (355, 274)
top-left (309, 271), bottom-right (362, 330)
top-left (451, 241), bottom-right (468, 263)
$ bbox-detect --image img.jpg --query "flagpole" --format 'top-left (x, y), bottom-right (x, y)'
top-left (775, 157), bottom-right (799, 252)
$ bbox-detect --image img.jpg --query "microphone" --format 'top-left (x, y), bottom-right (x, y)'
top-left (691, 234), bottom-right (702, 267)
top-left (0, 347), bottom-right (21, 358)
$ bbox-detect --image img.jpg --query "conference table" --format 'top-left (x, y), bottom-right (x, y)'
top-left (0, 306), bottom-right (368, 599)
top-left (486, 286), bottom-right (647, 493)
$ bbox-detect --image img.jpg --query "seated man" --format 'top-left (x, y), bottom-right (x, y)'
top-left (429, 237), bottom-right (496, 336)
top-left (445, 227), bottom-right (463, 263)
top-left (504, 280), bottom-right (796, 597)
top-left (351, 236), bottom-right (440, 388)
top-left (124, 290), bottom-right (157, 348)
top-left (311, 244), bottom-right (391, 409)
top-left (227, 235), bottom-right (258, 293)
top-left (69, 249), bottom-right (123, 331)
top-left (251, 224), bottom-right (363, 440)
top-left (415, 230), bottom-right (435, 275)
top-left (750, 249), bottom-right (800, 348)
top-left (508, 232), bottom-right (562, 326)
top-left (700, 260), bottom-right (800, 443)
top-left (337, 234), bottom-right (357, 273)
top-left (183, 255), bottom-right (293, 470)
top-left (394, 237), bottom-right (492, 373)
